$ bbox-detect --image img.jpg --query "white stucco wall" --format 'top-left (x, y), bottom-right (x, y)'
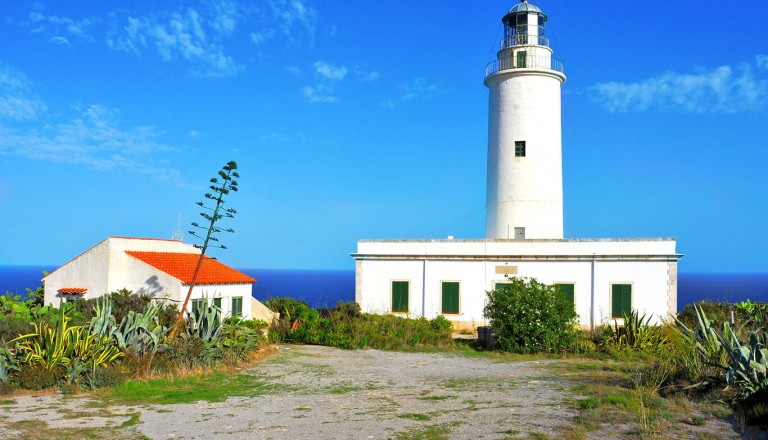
top-left (354, 239), bottom-right (681, 329)
top-left (43, 237), bottom-right (257, 320)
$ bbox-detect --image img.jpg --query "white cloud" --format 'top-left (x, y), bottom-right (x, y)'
top-left (268, 0), bottom-right (316, 45)
top-left (353, 66), bottom-right (380, 82)
top-left (250, 29), bottom-right (275, 45)
top-left (380, 77), bottom-right (442, 108)
top-left (49, 36), bottom-right (69, 45)
top-left (399, 78), bottom-right (439, 101)
top-left (590, 57), bottom-right (768, 113)
top-left (0, 104), bottom-right (183, 185)
top-left (313, 60), bottom-right (347, 81)
top-left (26, 12), bottom-right (96, 43)
top-left (303, 84), bottom-right (338, 104)
top-left (108, 4), bottom-right (244, 77)
top-left (0, 64), bottom-right (47, 120)
top-left (757, 54), bottom-right (768, 70)
top-left (284, 66), bottom-right (301, 75)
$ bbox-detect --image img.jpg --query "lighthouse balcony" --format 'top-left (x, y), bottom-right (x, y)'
top-left (501, 33), bottom-right (549, 49)
top-left (485, 55), bottom-right (564, 78)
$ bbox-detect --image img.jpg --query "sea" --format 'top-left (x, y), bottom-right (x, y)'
top-left (2, 265), bottom-right (767, 313)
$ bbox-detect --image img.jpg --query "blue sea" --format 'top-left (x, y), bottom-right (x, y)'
top-left (2, 265), bottom-right (766, 312)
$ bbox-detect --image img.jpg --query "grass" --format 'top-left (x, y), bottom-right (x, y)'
top-left (398, 412), bottom-right (431, 421)
top-left (395, 421), bottom-right (461, 440)
top-left (548, 358), bottom-right (743, 439)
top-left (5, 419), bottom-right (148, 440)
top-left (417, 395), bottom-right (455, 401)
top-left (101, 370), bottom-right (294, 405)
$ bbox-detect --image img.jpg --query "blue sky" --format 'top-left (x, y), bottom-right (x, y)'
top-left (0, 0), bottom-right (766, 273)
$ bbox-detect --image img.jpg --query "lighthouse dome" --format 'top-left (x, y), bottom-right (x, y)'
top-left (508, 0), bottom-right (547, 19)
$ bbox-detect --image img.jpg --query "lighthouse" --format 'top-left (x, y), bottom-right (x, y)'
top-left (485, 0), bottom-right (566, 239)
top-left (353, 2), bottom-right (680, 332)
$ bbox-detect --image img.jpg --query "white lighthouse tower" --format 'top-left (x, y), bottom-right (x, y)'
top-left (485, 0), bottom-right (566, 239)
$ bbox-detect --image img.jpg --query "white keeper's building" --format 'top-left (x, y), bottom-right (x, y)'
top-left (43, 236), bottom-right (275, 322)
top-left (352, 0), bottom-right (682, 330)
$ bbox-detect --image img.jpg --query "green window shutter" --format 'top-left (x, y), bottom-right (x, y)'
top-left (611, 284), bottom-right (631, 318)
top-left (556, 284), bottom-right (575, 305)
top-left (392, 281), bottom-right (409, 313)
top-left (516, 50), bottom-right (527, 68)
top-left (441, 282), bottom-right (460, 314)
top-left (191, 299), bottom-right (205, 318)
top-left (232, 297), bottom-right (243, 318)
top-left (213, 298), bottom-right (222, 309)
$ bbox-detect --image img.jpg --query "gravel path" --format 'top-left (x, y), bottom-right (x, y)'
top-left (139, 345), bottom-right (574, 439)
top-left (0, 345), bottom-right (754, 439)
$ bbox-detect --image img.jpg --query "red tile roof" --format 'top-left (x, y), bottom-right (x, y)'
top-left (58, 287), bottom-right (87, 295)
top-left (125, 251), bottom-right (256, 285)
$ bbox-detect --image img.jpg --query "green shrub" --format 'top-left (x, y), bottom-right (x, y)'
top-left (483, 278), bottom-right (578, 354)
top-left (0, 380), bottom-right (15, 394)
top-left (0, 317), bottom-right (32, 347)
top-left (13, 365), bottom-right (62, 390)
top-left (267, 298), bottom-right (453, 350)
top-left (92, 365), bottom-right (125, 388)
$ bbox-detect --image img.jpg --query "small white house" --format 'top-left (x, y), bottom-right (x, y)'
top-left (43, 236), bottom-right (275, 322)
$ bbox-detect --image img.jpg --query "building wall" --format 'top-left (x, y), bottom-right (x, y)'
top-left (43, 239), bottom-right (111, 307)
top-left (355, 239), bottom-right (681, 329)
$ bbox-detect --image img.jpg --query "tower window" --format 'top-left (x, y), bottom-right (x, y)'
top-left (515, 141), bottom-right (526, 157)
top-left (516, 50), bottom-right (527, 68)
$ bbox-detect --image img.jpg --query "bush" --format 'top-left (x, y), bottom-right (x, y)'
top-left (13, 365), bottom-right (63, 390)
top-left (484, 277), bottom-right (578, 354)
top-left (92, 365), bottom-right (125, 388)
top-left (266, 298), bottom-right (454, 350)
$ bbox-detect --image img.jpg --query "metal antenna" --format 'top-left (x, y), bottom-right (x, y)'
top-left (171, 210), bottom-right (184, 241)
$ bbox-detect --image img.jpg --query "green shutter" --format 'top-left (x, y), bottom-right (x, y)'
top-left (441, 282), bottom-right (460, 314)
top-left (232, 297), bottom-right (243, 318)
top-left (516, 50), bottom-right (527, 68)
top-left (191, 299), bottom-right (205, 318)
top-left (213, 298), bottom-right (222, 310)
top-left (392, 281), bottom-right (409, 313)
top-left (556, 284), bottom-right (575, 305)
top-left (611, 284), bottom-right (631, 318)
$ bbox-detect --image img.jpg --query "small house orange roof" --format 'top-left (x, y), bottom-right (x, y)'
top-left (58, 287), bottom-right (87, 295)
top-left (125, 251), bottom-right (256, 285)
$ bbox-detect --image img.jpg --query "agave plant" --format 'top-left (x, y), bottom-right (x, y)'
top-left (610, 311), bottom-right (667, 351)
top-left (0, 345), bottom-right (19, 382)
top-left (12, 306), bottom-right (122, 382)
top-left (185, 299), bottom-right (223, 343)
top-left (717, 323), bottom-right (768, 399)
top-left (113, 305), bottom-right (168, 355)
top-left (674, 304), bottom-right (728, 369)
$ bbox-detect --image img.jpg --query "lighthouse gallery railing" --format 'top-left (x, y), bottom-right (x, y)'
top-left (485, 55), bottom-right (564, 78)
